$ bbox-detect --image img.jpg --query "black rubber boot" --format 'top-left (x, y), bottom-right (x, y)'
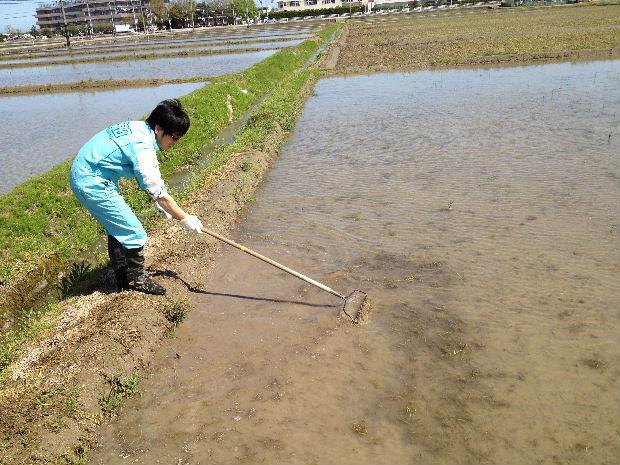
top-left (108, 235), bottom-right (128, 290)
top-left (125, 246), bottom-right (166, 296)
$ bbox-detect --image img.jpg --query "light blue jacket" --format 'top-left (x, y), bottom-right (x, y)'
top-left (70, 121), bottom-right (167, 249)
top-left (71, 120), bottom-right (167, 199)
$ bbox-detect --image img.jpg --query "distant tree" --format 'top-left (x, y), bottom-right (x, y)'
top-left (205, 0), bottom-right (228, 24)
top-left (211, 0), bottom-right (227, 15)
top-left (67, 25), bottom-right (80, 35)
top-left (269, 4), bottom-right (362, 19)
top-left (29, 25), bottom-right (41, 37)
top-left (176, 0), bottom-right (196, 28)
top-left (168, 2), bottom-right (188, 27)
top-left (224, 0), bottom-right (257, 23)
top-left (150, 0), bottom-right (170, 28)
top-left (4, 25), bottom-right (23, 35)
top-left (165, 0), bottom-right (258, 27)
top-left (93, 23), bottom-right (114, 33)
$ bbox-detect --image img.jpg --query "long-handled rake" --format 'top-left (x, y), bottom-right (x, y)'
top-left (199, 227), bottom-right (367, 322)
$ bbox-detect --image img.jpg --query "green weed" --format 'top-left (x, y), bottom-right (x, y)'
top-left (57, 261), bottom-right (91, 299)
top-left (63, 397), bottom-right (78, 414)
top-left (0, 304), bottom-right (54, 377)
top-left (100, 373), bottom-right (140, 416)
top-left (50, 415), bottom-right (65, 433)
top-left (163, 297), bottom-right (189, 327)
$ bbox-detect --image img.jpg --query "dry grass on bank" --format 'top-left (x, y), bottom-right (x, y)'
top-left (334, 4), bottom-right (620, 73)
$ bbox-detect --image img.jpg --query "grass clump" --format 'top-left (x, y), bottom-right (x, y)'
top-left (163, 297), bottom-right (190, 327)
top-left (0, 304), bottom-right (55, 377)
top-left (57, 261), bottom-right (91, 299)
top-left (100, 373), bottom-right (140, 416)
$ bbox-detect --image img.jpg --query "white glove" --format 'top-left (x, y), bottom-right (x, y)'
top-left (156, 202), bottom-right (172, 220)
top-left (181, 215), bottom-right (203, 234)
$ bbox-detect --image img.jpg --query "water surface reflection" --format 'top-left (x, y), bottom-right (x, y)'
top-left (233, 59), bottom-right (620, 462)
top-left (0, 82), bottom-right (204, 194)
top-left (0, 49), bottom-right (276, 87)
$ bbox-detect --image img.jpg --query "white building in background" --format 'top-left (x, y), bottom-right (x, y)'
top-left (36, 0), bottom-right (150, 31)
top-left (276, 0), bottom-right (372, 11)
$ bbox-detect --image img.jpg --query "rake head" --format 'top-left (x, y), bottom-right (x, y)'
top-left (341, 289), bottom-right (367, 323)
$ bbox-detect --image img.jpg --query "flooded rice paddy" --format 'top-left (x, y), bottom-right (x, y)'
top-left (0, 26), bottom-right (317, 61)
top-left (0, 82), bottom-right (204, 194)
top-left (0, 49), bottom-right (276, 87)
top-left (0, 23), bottom-right (317, 196)
top-left (65, 28), bottom-right (315, 52)
top-left (0, 39), bottom-right (305, 66)
top-left (90, 59), bottom-right (619, 465)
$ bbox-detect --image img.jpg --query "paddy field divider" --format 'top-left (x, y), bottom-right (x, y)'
top-left (0, 22), bottom-right (339, 374)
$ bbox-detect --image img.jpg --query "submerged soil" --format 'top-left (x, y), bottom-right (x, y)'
top-left (86, 60), bottom-right (620, 465)
top-left (0, 36), bottom-right (305, 63)
top-left (0, 77), bottom-right (212, 96)
top-left (0, 46), bottom-right (289, 70)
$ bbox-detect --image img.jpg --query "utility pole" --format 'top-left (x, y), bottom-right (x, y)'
top-left (191, 0), bottom-right (195, 31)
top-left (84, 0), bottom-right (93, 36)
top-left (59, 0), bottom-right (71, 47)
top-left (139, 0), bottom-right (147, 33)
top-left (131, 0), bottom-right (138, 31)
top-left (108, 0), bottom-right (116, 35)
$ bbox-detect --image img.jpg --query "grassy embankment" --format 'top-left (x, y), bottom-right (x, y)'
top-left (0, 24), bottom-right (337, 375)
top-left (336, 4), bottom-right (620, 73)
top-left (0, 77), bottom-right (213, 96)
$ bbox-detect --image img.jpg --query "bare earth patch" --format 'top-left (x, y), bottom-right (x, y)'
top-left (332, 5), bottom-right (620, 74)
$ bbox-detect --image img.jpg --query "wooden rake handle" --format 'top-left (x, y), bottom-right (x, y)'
top-left (199, 227), bottom-right (345, 300)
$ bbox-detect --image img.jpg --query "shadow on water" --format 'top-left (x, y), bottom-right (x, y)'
top-left (152, 268), bottom-right (335, 308)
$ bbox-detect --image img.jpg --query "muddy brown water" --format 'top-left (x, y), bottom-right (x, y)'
top-left (90, 60), bottom-right (619, 464)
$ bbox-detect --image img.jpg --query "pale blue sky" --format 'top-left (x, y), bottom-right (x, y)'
top-left (0, 0), bottom-right (39, 32)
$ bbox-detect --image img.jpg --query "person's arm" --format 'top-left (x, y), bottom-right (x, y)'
top-left (155, 193), bottom-right (188, 221)
top-left (156, 193), bottom-right (203, 233)
top-left (128, 128), bottom-right (202, 232)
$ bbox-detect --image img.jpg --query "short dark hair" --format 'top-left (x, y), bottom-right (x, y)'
top-left (146, 99), bottom-right (190, 137)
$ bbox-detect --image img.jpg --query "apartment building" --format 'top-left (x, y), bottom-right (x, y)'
top-left (276, 0), bottom-right (369, 10)
top-left (36, 0), bottom-right (149, 30)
